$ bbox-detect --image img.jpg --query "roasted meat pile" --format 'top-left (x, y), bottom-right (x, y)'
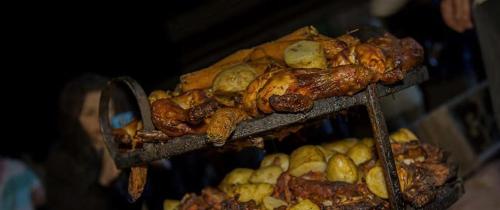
top-left (164, 129), bottom-right (455, 210)
top-left (136, 26), bottom-right (424, 145)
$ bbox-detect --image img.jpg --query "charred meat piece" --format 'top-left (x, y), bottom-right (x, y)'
top-left (187, 100), bottom-right (220, 125)
top-left (221, 198), bottom-right (259, 210)
top-left (179, 194), bottom-right (210, 210)
top-left (269, 93), bottom-right (313, 113)
top-left (206, 108), bottom-right (249, 146)
top-left (151, 99), bottom-right (193, 137)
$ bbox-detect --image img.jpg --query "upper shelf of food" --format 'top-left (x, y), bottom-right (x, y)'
top-left (100, 26), bottom-right (427, 168)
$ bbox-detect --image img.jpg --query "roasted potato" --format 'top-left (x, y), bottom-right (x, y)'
top-left (289, 145), bottom-right (327, 177)
top-left (322, 138), bottom-right (358, 154)
top-left (326, 154), bottom-right (358, 183)
top-left (289, 199), bottom-right (320, 210)
top-left (148, 90), bottom-right (170, 104)
top-left (262, 196), bottom-right (288, 210)
top-left (365, 166), bottom-right (388, 199)
top-left (347, 143), bottom-right (373, 165)
top-left (361, 137), bottom-right (375, 148)
top-left (219, 168), bottom-right (254, 194)
top-left (397, 165), bottom-right (413, 192)
top-left (260, 153), bottom-right (290, 171)
top-left (284, 40), bottom-right (327, 69)
top-left (212, 64), bottom-right (258, 94)
top-left (234, 183), bottom-right (274, 204)
top-left (163, 199), bottom-right (180, 210)
top-left (249, 166), bottom-right (283, 185)
top-left (389, 128), bottom-right (418, 143)
top-left (316, 145), bottom-right (335, 161)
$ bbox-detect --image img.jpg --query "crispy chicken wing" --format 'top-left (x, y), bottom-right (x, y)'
top-left (206, 107), bottom-right (249, 146)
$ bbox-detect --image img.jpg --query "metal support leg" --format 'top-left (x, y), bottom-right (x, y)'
top-left (366, 84), bottom-right (404, 210)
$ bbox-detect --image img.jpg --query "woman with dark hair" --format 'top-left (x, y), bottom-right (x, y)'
top-left (45, 73), bottom-right (138, 210)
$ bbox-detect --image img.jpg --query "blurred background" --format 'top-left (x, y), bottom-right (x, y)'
top-left (4, 0), bottom-right (499, 209)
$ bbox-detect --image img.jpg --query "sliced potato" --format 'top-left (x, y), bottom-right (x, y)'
top-left (347, 143), bottom-right (373, 165)
top-left (212, 64), bottom-right (258, 94)
top-left (260, 153), bottom-right (290, 171)
top-left (361, 137), bottom-right (375, 148)
top-left (249, 166), bottom-right (283, 185)
top-left (326, 154), bottom-right (358, 183)
top-left (316, 145), bottom-right (335, 161)
top-left (234, 183), bottom-right (274, 204)
top-left (289, 199), bottom-right (320, 210)
top-left (366, 166), bottom-right (388, 199)
top-left (289, 145), bottom-right (326, 177)
top-left (163, 199), bottom-right (180, 210)
top-left (284, 40), bottom-right (327, 69)
top-left (389, 128), bottom-right (418, 143)
top-left (262, 196), bottom-right (288, 210)
top-left (219, 168), bottom-right (254, 194)
top-left (322, 138), bottom-right (358, 154)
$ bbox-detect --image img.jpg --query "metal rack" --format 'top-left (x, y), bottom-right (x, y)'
top-left (99, 66), bottom-right (463, 209)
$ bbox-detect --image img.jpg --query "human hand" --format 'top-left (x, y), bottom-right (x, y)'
top-left (441, 0), bottom-right (474, 32)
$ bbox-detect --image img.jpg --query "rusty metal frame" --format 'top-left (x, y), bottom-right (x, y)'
top-left (99, 66), bottom-right (465, 209)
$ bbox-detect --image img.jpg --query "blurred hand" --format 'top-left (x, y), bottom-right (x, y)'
top-left (441, 0), bottom-right (474, 32)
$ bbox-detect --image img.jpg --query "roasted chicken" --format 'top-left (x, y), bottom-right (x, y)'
top-left (139, 26), bottom-right (424, 146)
top-left (165, 129), bottom-right (454, 210)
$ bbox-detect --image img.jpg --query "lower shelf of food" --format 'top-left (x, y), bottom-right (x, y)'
top-left (163, 128), bottom-right (462, 210)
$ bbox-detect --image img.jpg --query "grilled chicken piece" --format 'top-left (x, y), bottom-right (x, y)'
top-left (273, 173), bottom-right (388, 209)
top-left (129, 165), bottom-right (148, 202)
top-left (179, 193), bottom-right (210, 210)
top-left (262, 65), bottom-right (377, 113)
top-left (201, 187), bottom-right (227, 210)
top-left (151, 99), bottom-right (194, 137)
top-left (221, 198), bottom-right (259, 210)
top-left (187, 100), bottom-right (220, 125)
top-left (206, 108), bottom-right (249, 146)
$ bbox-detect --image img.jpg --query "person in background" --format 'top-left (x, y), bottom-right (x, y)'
top-left (45, 74), bottom-right (139, 210)
top-left (0, 157), bottom-right (45, 210)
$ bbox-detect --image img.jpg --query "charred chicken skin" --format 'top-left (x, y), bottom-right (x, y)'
top-left (166, 130), bottom-right (454, 210)
top-left (140, 26), bottom-right (424, 146)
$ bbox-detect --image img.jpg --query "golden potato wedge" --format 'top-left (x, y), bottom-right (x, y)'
top-left (220, 168), bottom-right (254, 185)
top-left (219, 168), bottom-right (254, 194)
top-left (260, 153), bottom-right (290, 171)
top-left (389, 128), bottom-right (418, 143)
top-left (212, 64), bottom-right (258, 94)
top-left (262, 196), bottom-right (288, 210)
top-left (366, 166), bottom-right (388, 199)
top-left (361, 137), bottom-right (375, 148)
top-left (163, 199), bottom-right (180, 210)
top-left (289, 145), bottom-right (326, 177)
top-left (326, 154), bottom-right (358, 183)
top-left (347, 143), bottom-right (373, 165)
top-left (284, 40), bottom-right (327, 69)
top-left (289, 199), bottom-right (320, 210)
top-left (234, 183), bottom-right (274, 204)
top-left (249, 166), bottom-right (283, 185)
top-left (316, 145), bottom-right (336, 161)
top-left (322, 138), bottom-right (358, 154)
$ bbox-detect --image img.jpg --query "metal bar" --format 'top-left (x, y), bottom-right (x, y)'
top-left (108, 67), bottom-right (428, 168)
top-left (99, 76), bottom-right (155, 163)
top-left (365, 84), bottom-right (404, 210)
